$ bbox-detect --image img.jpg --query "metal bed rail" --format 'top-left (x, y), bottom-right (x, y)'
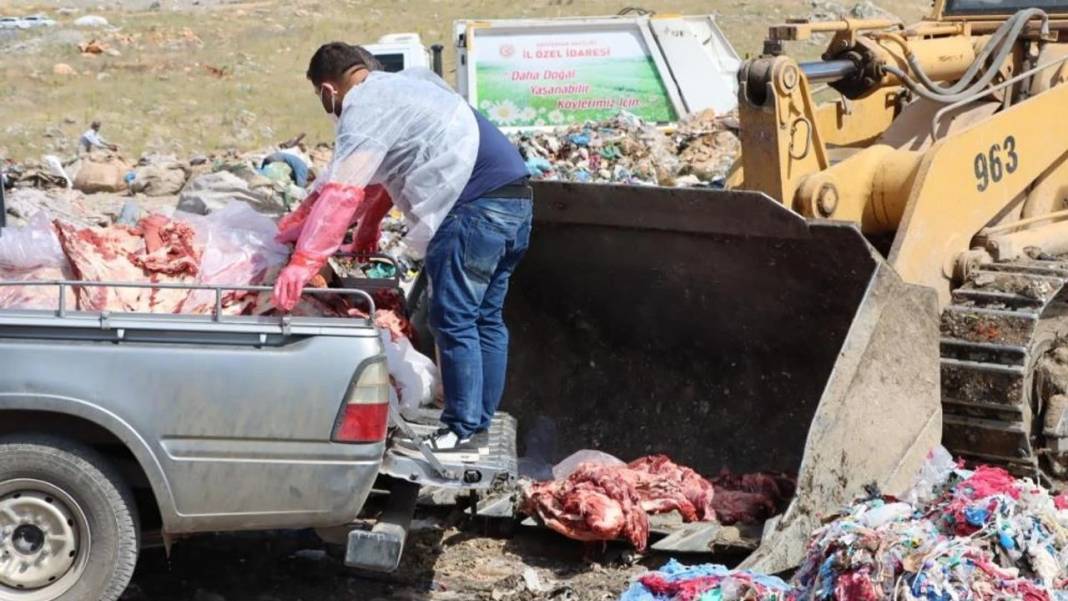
top-left (0, 279), bottom-right (376, 328)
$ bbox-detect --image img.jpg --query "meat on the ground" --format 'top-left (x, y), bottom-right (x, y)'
top-left (523, 456), bottom-right (797, 549)
top-left (523, 455), bottom-right (716, 551)
top-left (711, 470), bottom-right (796, 525)
top-left (523, 461), bottom-right (651, 550)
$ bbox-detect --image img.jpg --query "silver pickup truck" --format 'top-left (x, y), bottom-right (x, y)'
top-left (0, 279), bottom-right (515, 601)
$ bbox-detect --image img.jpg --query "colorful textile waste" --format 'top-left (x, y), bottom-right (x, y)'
top-left (510, 110), bottom-right (738, 187)
top-left (790, 464), bottom-right (1067, 601)
top-left (619, 559), bottom-right (795, 601)
top-left (620, 449), bottom-right (1068, 601)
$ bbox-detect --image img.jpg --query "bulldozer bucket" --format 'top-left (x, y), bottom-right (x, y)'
top-left (502, 181), bottom-right (942, 572)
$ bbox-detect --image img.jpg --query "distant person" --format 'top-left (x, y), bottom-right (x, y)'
top-left (79, 121), bottom-right (117, 154)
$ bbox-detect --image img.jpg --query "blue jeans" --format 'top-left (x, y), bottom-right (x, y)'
top-left (425, 195), bottom-right (533, 439)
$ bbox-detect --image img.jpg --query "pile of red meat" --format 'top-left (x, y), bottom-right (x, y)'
top-left (522, 454), bottom-right (795, 551)
top-left (0, 211), bottom-right (403, 326)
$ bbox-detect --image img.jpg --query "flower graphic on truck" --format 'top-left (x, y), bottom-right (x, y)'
top-left (486, 99), bottom-right (520, 124)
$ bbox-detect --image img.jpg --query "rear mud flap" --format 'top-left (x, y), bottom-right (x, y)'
top-left (503, 182), bottom-right (941, 570)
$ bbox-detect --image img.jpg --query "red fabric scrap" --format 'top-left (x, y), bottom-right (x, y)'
top-left (1054, 491), bottom-right (1068, 511)
top-left (833, 571), bottom-right (880, 601)
top-left (960, 466), bottom-right (1020, 500)
top-left (638, 574), bottom-right (722, 601)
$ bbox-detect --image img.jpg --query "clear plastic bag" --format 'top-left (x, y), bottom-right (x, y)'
top-left (378, 330), bottom-right (439, 410)
top-left (552, 449), bottom-right (626, 481)
top-left (903, 445), bottom-right (957, 505)
top-left (177, 202), bottom-right (289, 314)
top-left (0, 212), bottom-right (76, 310)
top-left (0, 212), bottom-right (69, 270)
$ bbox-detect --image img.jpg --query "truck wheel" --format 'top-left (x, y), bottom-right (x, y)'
top-left (0, 435), bottom-right (139, 601)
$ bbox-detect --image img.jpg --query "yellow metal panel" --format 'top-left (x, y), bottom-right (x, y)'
top-left (888, 82), bottom-right (1068, 305)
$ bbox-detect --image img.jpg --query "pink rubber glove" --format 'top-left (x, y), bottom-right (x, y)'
top-left (271, 183), bottom-right (366, 312)
top-left (271, 252), bottom-right (321, 312)
top-left (275, 189), bottom-right (321, 244)
top-left (352, 186), bottom-right (393, 256)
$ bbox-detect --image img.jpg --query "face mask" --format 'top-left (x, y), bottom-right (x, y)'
top-left (319, 84), bottom-right (339, 122)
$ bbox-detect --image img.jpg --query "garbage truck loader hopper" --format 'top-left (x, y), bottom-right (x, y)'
top-left (502, 181), bottom-right (942, 571)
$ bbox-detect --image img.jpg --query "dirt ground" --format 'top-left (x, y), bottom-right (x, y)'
top-left (118, 510), bottom-right (696, 601)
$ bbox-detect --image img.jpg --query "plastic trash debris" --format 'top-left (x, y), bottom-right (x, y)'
top-left (379, 329), bottom-right (439, 410)
top-left (42, 155), bottom-right (71, 189)
top-left (904, 444), bottom-right (958, 505)
top-left (73, 15), bottom-right (109, 27)
top-left (116, 200), bottom-right (141, 225)
top-left (178, 171), bottom-right (283, 216)
top-left (73, 154), bottom-right (130, 194)
top-left (624, 455), bottom-right (1068, 601)
top-left (510, 109), bottom-right (738, 187)
top-left (129, 161), bottom-right (189, 197)
top-left (619, 559), bottom-right (794, 601)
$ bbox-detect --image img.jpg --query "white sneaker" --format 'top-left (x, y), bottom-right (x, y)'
top-left (395, 427), bottom-right (481, 463)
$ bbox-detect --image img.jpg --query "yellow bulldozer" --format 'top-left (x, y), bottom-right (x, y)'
top-left (489, 0), bottom-right (1068, 572)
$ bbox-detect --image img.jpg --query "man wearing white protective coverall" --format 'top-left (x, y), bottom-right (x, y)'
top-left (271, 43), bottom-right (533, 461)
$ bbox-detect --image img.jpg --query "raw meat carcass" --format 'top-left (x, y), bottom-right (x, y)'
top-left (523, 462), bottom-right (650, 550)
top-left (522, 455), bottom-right (718, 550)
top-left (0, 266), bottom-right (77, 310)
top-left (629, 455), bottom-right (716, 522)
top-left (711, 471), bottom-right (796, 525)
top-left (131, 214), bottom-right (200, 276)
top-left (523, 456), bottom-right (797, 549)
top-left (54, 216), bottom-right (201, 313)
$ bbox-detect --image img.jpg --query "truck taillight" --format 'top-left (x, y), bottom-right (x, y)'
top-left (333, 359), bottom-right (390, 443)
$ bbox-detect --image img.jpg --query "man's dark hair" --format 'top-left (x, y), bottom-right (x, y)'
top-left (307, 43), bottom-right (381, 86)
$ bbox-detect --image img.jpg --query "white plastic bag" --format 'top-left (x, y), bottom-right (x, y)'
top-left (380, 330), bottom-right (439, 410)
top-left (858, 502), bottom-right (913, 528)
top-left (552, 449), bottom-right (626, 481)
top-left (42, 155), bottom-right (72, 190)
top-left (0, 212), bottom-right (76, 310)
top-left (0, 212), bottom-right (68, 270)
top-left (903, 445), bottom-right (957, 505)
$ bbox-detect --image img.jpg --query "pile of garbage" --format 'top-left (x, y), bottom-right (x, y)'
top-left (3, 141), bottom-right (331, 219)
top-left (620, 447), bottom-right (1068, 601)
top-left (328, 208), bottom-right (422, 286)
top-left (510, 109), bottom-right (739, 187)
top-left (522, 452), bottom-right (795, 551)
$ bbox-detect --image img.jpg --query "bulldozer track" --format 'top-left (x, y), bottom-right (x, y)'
top-left (940, 257), bottom-right (1068, 482)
